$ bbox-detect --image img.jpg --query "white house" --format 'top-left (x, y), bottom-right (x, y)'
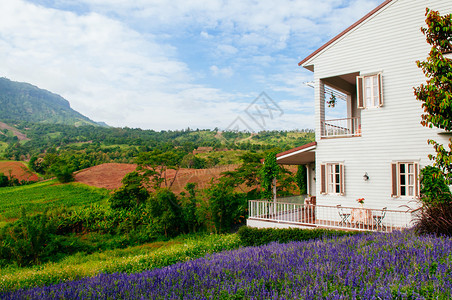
top-left (247, 0), bottom-right (452, 231)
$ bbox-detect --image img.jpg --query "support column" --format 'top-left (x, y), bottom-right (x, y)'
top-left (273, 177), bottom-right (277, 216)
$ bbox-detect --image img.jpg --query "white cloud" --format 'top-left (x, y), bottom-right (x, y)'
top-left (217, 44), bottom-right (238, 55)
top-left (0, 0), bottom-right (384, 131)
top-left (210, 65), bottom-right (234, 78)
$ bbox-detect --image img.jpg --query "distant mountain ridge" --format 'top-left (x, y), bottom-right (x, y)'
top-left (0, 77), bottom-right (103, 126)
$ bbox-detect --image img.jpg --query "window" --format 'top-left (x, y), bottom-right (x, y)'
top-left (391, 162), bottom-right (419, 198)
top-left (320, 163), bottom-right (344, 195)
top-left (357, 73), bottom-right (383, 108)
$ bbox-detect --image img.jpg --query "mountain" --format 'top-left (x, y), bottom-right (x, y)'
top-left (0, 77), bottom-right (103, 126)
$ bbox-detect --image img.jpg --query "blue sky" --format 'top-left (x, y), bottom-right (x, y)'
top-left (0, 0), bottom-right (382, 130)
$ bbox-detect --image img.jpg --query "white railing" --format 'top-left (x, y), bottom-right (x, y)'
top-left (248, 200), bottom-right (414, 232)
top-left (322, 117), bottom-right (361, 138)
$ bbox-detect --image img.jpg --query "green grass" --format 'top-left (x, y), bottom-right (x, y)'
top-left (0, 142), bottom-right (8, 154)
top-left (0, 233), bottom-right (241, 292)
top-left (46, 132), bottom-right (62, 138)
top-left (197, 150), bottom-right (245, 165)
top-left (0, 180), bottom-right (110, 223)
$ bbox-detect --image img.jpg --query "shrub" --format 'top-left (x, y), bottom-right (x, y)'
top-left (109, 171), bottom-right (149, 210)
top-left (207, 182), bottom-right (247, 233)
top-left (237, 226), bottom-right (364, 247)
top-left (51, 165), bottom-right (74, 183)
top-left (414, 166), bottom-right (452, 236)
top-left (420, 166), bottom-right (452, 205)
top-left (0, 209), bottom-right (55, 267)
top-left (415, 203), bottom-right (452, 236)
top-left (148, 189), bottom-right (183, 237)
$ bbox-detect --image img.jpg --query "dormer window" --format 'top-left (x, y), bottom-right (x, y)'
top-left (357, 73), bottom-right (383, 108)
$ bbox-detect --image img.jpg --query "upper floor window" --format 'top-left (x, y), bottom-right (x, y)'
top-left (357, 73), bottom-right (383, 109)
top-left (320, 163), bottom-right (345, 195)
top-left (391, 162), bottom-right (419, 198)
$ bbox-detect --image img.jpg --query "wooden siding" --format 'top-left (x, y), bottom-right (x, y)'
top-left (308, 0), bottom-right (452, 211)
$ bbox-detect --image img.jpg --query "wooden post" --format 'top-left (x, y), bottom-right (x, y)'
top-left (273, 177), bottom-right (277, 217)
top-left (306, 164), bottom-right (310, 196)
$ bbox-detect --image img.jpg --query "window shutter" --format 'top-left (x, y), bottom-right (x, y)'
top-left (391, 163), bottom-right (398, 197)
top-left (357, 76), bottom-right (364, 109)
top-left (339, 163), bottom-right (345, 196)
top-left (414, 162), bottom-right (420, 198)
top-left (377, 73), bottom-right (384, 107)
top-left (320, 164), bottom-right (326, 194)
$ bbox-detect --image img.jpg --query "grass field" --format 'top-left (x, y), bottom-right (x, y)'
top-left (197, 150), bottom-right (245, 165)
top-left (0, 142), bottom-right (7, 154)
top-left (0, 180), bottom-right (110, 223)
top-left (0, 233), bottom-right (241, 292)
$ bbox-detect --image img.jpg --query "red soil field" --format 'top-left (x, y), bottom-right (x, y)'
top-left (74, 163), bottom-right (239, 193)
top-left (0, 161), bottom-right (38, 181)
top-left (74, 163), bottom-right (137, 190)
top-left (0, 122), bottom-right (29, 141)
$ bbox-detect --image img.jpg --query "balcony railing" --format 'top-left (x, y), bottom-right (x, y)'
top-left (248, 200), bottom-right (414, 232)
top-left (322, 117), bottom-right (361, 138)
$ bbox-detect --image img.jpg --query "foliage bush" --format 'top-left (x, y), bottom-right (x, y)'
top-left (0, 172), bottom-right (33, 187)
top-left (147, 189), bottom-right (185, 237)
top-left (420, 166), bottom-right (452, 205)
top-left (237, 226), bottom-right (364, 247)
top-left (295, 165), bottom-right (307, 195)
top-left (109, 171), bottom-right (149, 210)
top-left (207, 182), bottom-right (247, 233)
top-left (415, 203), bottom-right (452, 236)
top-left (0, 209), bottom-right (55, 267)
top-left (414, 166), bottom-right (452, 236)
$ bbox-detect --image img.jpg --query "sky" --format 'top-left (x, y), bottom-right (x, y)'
top-left (0, 0), bottom-right (383, 131)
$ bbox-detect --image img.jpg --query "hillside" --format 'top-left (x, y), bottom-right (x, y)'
top-left (74, 163), bottom-right (240, 193)
top-left (0, 77), bottom-right (100, 126)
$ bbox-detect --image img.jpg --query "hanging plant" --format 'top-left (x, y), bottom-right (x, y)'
top-left (327, 92), bottom-right (336, 107)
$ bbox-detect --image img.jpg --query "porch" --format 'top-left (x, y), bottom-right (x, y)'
top-left (247, 199), bottom-right (414, 232)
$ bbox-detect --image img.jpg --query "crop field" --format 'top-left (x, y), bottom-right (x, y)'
top-left (0, 180), bottom-right (109, 223)
top-left (0, 161), bottom-right (38, 182)
top-left (4, 231), bottom-right (451, 299)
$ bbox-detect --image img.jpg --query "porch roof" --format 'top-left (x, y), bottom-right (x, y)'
top-left (276, 141), bottom-right (316, 165)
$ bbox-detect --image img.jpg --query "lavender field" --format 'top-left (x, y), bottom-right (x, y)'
top-left (3, 231), bottom-right (452, 299)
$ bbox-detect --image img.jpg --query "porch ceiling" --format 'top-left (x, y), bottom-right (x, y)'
top-left (276, 142), bottom-right (316, 165)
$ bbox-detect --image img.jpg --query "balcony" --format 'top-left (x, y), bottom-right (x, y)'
top-left (321, 117), bottom-right (361, 138)
top-left (248, 199), bottom-right (414, 232)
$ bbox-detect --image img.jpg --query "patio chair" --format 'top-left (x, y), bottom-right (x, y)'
top-left (373, 207), bottom-right (387, 230)
top-left (337, 205), bottom-right (350, 226)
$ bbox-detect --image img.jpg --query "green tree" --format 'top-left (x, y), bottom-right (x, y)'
top-left (206, 182), bottom-right (246, 233)
top-left (420, 166), bottom-right (452, 205)
top-left (181, 183), bottom-right (201, 233)
top-left (296, 165), bottom-right (308, 195)
top-left (260, 152), bottom-right (280, 200)
top-left (135, 150), bottom-right (183, 190)
top-left (148, 189), bottom-right (183, 237)
top-left (414, 8), bottom-right (452, 184)
top-left (110, 171), bottom-right (150, 210)
top-left (221, 151), bottom-right (264, 194)
top-left (0, 208), bottom-right (54, 267)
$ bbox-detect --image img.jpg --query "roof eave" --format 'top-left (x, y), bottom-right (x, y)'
top-left (298, 0), bottom-right (394, 68)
